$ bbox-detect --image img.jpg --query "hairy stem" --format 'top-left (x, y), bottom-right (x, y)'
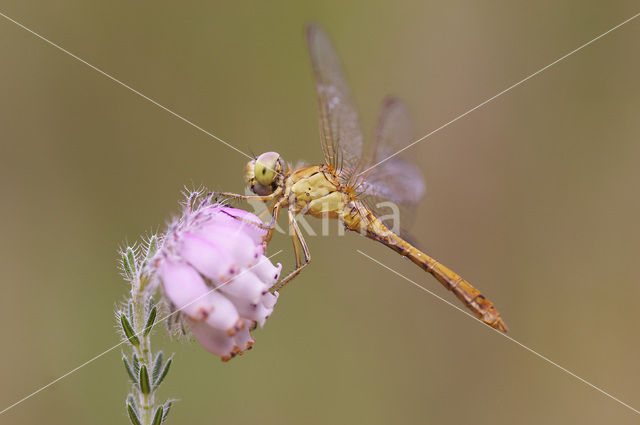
top-left (119, 239), bottom-right (173, 425)
top-left (132, 289), bottom-right (154, 423)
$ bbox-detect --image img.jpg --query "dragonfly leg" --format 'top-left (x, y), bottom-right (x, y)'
top-left (269, 209), bottom-right (310, 292)
top-left (257, 200), bottom-right (281, 220)
top-left (290, 216), bottom-right (303, 269)
top-left (221, 208), bottom-right (274, 232)
top-left (217, 188), bottom-right (282, 202)
top-left (217, 189), bottom-right (284, 233)
top-left (263, 200), bottom-right (285, 245)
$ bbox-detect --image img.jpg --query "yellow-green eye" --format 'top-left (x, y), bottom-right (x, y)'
top-left (255, 161), bottom-right (275, 185)
top-left (254, 152), bottom-right (280, 186)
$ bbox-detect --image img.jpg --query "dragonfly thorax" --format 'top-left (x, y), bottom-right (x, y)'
top-left (245, 151), bottom-right (286, 196)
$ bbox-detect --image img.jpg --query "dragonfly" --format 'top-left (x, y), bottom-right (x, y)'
top-left (222, 24), bottom-right (508, 332)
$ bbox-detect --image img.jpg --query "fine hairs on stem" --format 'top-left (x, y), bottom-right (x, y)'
top-left (117, 236), bottom-right (174, 425)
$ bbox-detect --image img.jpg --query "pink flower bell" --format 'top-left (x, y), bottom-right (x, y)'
top-left (151, 191), bottom-right (281, 361)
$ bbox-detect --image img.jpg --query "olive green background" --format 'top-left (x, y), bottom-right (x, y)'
top-left (1, 1), bottom-right (639, 424)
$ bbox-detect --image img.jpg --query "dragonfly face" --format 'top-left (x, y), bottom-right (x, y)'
top-left (245, 151), bottom-right (286, 196)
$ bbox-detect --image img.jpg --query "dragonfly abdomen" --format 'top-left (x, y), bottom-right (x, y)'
top-left (359, 214), bottom-right (508, 333)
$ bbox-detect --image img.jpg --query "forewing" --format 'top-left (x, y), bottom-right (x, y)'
top-left (359, 97), bottom-right (425, 230)
top-left (306, 24), bottom-right (364, 183)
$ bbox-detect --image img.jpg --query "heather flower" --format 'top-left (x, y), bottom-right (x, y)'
top-left (149, 191), bottom-right (282, 361)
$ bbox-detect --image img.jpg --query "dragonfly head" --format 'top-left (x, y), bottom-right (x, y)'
top-left (245, 151), bottom-right (285, 196)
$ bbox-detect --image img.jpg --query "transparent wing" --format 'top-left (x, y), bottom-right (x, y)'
top-left (359, 97), bottom-right (425, 231)
top-left (306, 24), bottom-right (364, 184)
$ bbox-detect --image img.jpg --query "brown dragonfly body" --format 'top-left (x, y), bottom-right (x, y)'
top-left (223, 25), bottom-right (508, 332)
top-left (282, 164), bottom-right (507, 332)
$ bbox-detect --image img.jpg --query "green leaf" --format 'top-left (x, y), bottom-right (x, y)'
top-left (126, 393), bottom-right (136, 406)
top-left (152, 351), bottom-right (164, 383)
top-left (132, 353), bottom-right (140, 375)
top-left (139, 364), bottom-right (151, 395)
top-left (127, 401), bottom-right (142, 425)
top-left (146, 235), bottom-right (158, 261)
top-left (123, 246), bottom-right (137, 279)
top-left (127, 301), bottom-right (134, 326)
top-left (120, 313), bottom-right (140, 346)
top-left (151, 406), bottom-right (164, 425)
top-left (146, 297), bottom-right (154, 314)
top-left (154, 356), bottom-right (172, 388)
top-left (162, 400), bottom-right (175, 424)
top-left (122, 355), bottom-right (137, 383)
top-left (144, 306), bottom-right (157, 337)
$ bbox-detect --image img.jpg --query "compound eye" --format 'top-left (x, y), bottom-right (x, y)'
top-left (254, 152), bottom-right (280, 186)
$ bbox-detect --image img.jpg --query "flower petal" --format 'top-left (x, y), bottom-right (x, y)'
top-left (189, 320), bottom-right (235, 359)
top-left (261, 290), bottom-right (279, 310)
top-left (233, 319), bottom-right (255, 352)
top-left (159, 261), bottom-right (213, 321)
top-left (199, 224), bottom-right (262, 267)
top-left (204, 290), bottom-right (243, 335)
top-left (218, 207), bottom-right (269, 245)
top-left (180, 233), bottom-right (236, 282)
top-left (218, 270), bottom-right (267, 306)
top-left (248, 302), bottom-right (272, 327)
top-left (252, 256), bottom-right (282, 286)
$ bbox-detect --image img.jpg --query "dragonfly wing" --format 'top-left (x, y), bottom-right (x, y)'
top-left (360, 159), bottom-right (424, 205)
top-left (359, 97), bottom-right (425, 231)
top-left (306, 24), bottom-right (364, 184)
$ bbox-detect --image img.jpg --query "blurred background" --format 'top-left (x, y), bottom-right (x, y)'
top-left (1, 1), bottom-right (639, 424)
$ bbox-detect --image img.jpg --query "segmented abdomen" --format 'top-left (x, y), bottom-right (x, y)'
top-left (357, 214), bottom-right (508, 332)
